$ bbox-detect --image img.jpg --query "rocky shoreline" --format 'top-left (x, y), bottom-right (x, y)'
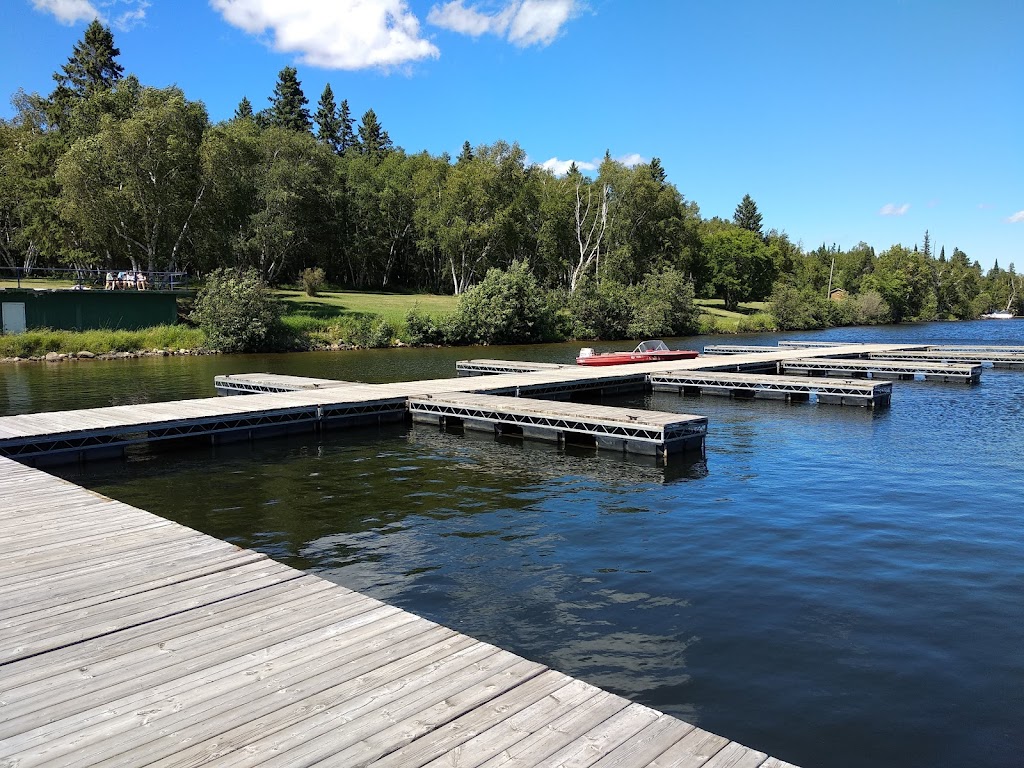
top-left (1, 348), bottom-right (221, 364)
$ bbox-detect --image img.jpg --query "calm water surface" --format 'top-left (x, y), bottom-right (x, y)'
top-left (4, 322), bottom-right (1023, 768)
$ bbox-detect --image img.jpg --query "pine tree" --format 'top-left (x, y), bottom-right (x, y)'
top-left (733, 194), bottom-right (763, 236)
top-left (314, 84), bottom-right (341, 152)
top-left (649, 157), bottom-right (667, 183)
top-left (268, 66), bottom-right (311, 132)
top-left (922, 229), bottom-right (931, 258)
top-left (52, 19), bottom-right (124, 99)
top-left (49, 19), bottom-right (124, 127)
top-left (233, 96), bottom-right (253, 120)
top-left (338, 99), bottom-right (357, 153)
top-left (566, 161), bottom-right (581, 177)
top-left (457, 140), bottom-right (474, 164)
top-left (357, 109), bottom-right (392, 159)
top-left (938, 245), bottom-right (946, 262)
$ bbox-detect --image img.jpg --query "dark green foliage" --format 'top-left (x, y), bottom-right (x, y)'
top-left (625, 268), bottom-right (700, 337)
top-left (357, 109), bottom-right (392, 160)
top-left (314, 84), bottom-right (341, 152)
top-left (404, 308), bottom-right (446, 345)
top-left (189, 268), bottom-right (284, 352)
top-left (449, 260), bottom-right (554, 344)
top-left (457, 140), bottom-right (473, 164)
top-left (566, 277), bottom-right (631, 339)
top-left (50, 19), bottom-right (124, 124)
top-left (338, 99), bottom-right (357, 153)
top-left (269, 67), bottom-right (311, 133)
top-left (733, 193), bottom-right (763, 236)
top-left (233, 97), bottom-right (253, 120)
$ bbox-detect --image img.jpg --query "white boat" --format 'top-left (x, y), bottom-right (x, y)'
top-left (981, 310), bottom-right (1016, 319)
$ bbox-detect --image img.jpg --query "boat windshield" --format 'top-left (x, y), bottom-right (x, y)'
top-left (633, 340), bottom-right (669, 353)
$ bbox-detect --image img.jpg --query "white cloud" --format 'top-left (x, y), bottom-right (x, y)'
top-left (1008, 210), bottom-right (1024, 223)
top-left (32, 0), bottom-right (100, 25)
top-left (428, 0), bottom-right (577, 47)
top-left (539, 152), bottom-right (646, 176)
top-left (617, 152), bottom-right (644, 167)
top-left (540, 157), bottom-right (597, 175)
top-left (211, 0), bottom-right (440, 70)
top-left (31, 0), bottom-right (149, 29)
top-left (879, 203), bottom-right (910, 217)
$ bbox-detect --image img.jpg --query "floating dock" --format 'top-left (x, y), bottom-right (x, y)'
top-left (649, 370), bottom-right (893, 407)
top-left (456, 359), bottom-right (571, 376)
top-left (408, 392), bottom-right (707, 457)
top-left (215, 372), bottom-right (358, 395)
top-left (0, 456), bottom-right (792, 768)
top-left (780, 357), bottom-right (982, 383)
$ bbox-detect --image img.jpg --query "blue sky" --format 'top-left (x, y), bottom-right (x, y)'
top-left (5, 0), bottom-right (1022, 270)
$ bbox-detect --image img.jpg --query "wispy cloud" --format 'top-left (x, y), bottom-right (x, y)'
top-left (1008, 210), bottom-right (1024, 223)
top-left (978, 202), bottom-right (995, 210)
top-left (31, 0), bottom-right (148, 29)
top-left (540, 157), bottom-right (597, 175)
top-left (539, 152), bottom-right (647, 176)
top-left (879, 203), bottom-right (910, 217)
top-left (211, 0), bottom-right (440, 70)
top-left (428, 0), bottom-right (579, 47)
top-left (31, 0), bottom-right (98, 25)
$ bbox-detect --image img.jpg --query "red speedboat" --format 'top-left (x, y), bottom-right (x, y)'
top-left (576, 340), bottom-right (699, 366)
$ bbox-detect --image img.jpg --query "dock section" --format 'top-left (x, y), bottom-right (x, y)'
top-left (780, 357), bottom-right (982, 383)
top-left (215, 372), bottom-right (358, 395)
top-left (457, 359), bottom-right (571, 376)
top-left (0, 456), bottom-right (792, 768)
top-left (408, 392), bottom-right (707, 457)
top-left (650, 370), bottom-right (893, 407)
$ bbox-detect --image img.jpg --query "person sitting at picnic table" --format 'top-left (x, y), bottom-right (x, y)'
top-left (105, 271), bottom-right (115, 290)
top-left (126, 270), bottom-right (137, 289)
top-left (135, 271), bottom-right (148, 290)
top-left (116, 270), bottom-right (127, 289)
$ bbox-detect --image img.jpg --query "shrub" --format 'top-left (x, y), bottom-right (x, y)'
top-left (566, 277), bottom-right (631, 340)
top-left (450, 260), bottom-right (555, 345)
top-left (300, 267), bottom-right (326, 297)
top-left (404, 308), bottom-right (446, 346)
top-left (626, 268), bottom-right (701, 338)
top-left (736, 313), bottom-right (777, 332)
top-left (190, 268), bottom-right (284, 352)
top-left (851, 290), bottom-right (891, 324)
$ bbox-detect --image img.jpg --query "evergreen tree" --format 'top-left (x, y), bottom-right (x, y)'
top-left (922, 229), bottom-right (931, 258)
top-left (338, 99), bottom-right (357, 153)
top-left (457, 140), bottom-right (474, 164)
top-left (938, 245), bottom-right (946, 262)
top-left (233, 96), bottom-right (253, 120)
top-left (268, 66), bottom-right (311, 132)
top-left (49, 19), bottom-right (124, 127)
top-left (566, 161), bottom-right (581, 177)
top-left (733, 194), bottom-right (763, 236)
top-left (649, 157), bottom-right (667, 184)
top-left (357, 108), bottom-right (392, 159)
top-left (52, 19), bottom-right (124, 100)
top-left (314, 83), bottom-right (341, 152)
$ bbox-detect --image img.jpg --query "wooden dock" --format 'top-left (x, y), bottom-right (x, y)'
top-left (214, 372), bottom-right (359, 395)
top-left (0, 455), bottom-right (796, 768)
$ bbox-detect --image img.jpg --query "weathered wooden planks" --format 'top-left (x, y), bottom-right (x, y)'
top-left (0, 455), bottom-right (795, 767)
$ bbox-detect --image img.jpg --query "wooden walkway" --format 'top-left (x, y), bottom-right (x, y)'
top-left (0, 456), bottom-right (796, 768)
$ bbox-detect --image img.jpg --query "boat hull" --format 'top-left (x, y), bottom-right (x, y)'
top-left (576, 350), bottom-right (699, 366)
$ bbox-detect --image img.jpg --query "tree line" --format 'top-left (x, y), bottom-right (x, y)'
top-left (1, 20), bottom-right (1020, 327)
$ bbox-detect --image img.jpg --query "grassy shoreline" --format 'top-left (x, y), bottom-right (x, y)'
top-left (0, 287), bottom-right (772, 360)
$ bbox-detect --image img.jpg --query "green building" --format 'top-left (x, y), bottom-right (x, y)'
top-left (0, 289), bottom-right (179, 334)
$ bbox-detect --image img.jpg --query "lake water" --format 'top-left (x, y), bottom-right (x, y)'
top-left (3, 323), bottom-right (1023, 768)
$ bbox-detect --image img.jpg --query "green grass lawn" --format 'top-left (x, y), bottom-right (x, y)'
top-left (0, 278), bottom-right (79, 290)
top-left (275, 289), bottom-right (457, 327)
top-left (695, 299), bottom-right (772, 331)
